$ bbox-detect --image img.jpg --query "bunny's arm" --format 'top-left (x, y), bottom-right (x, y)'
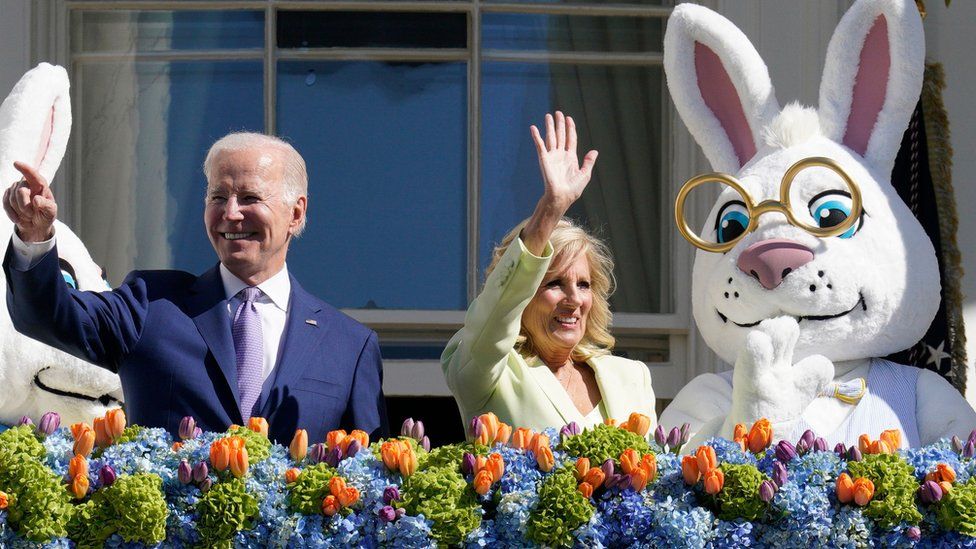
top-left (916, 368), bottom-right (976, 445)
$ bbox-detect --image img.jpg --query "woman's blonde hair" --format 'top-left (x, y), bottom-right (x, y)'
top-left (485, 217), bottom-right (616, 362)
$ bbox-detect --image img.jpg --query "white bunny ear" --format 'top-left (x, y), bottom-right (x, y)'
top-left (664, 3), bottom-right (780, 173)
top-left (0, 63), bottom-right (72, 187)
top-left (818, 0), bottom-right (923, 175)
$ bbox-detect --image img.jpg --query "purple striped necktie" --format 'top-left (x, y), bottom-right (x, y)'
top-left (233, 286), bottom-right (263, 419)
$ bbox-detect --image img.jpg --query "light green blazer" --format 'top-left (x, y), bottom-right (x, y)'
top-left (441, 238), bottom-right (657, 433)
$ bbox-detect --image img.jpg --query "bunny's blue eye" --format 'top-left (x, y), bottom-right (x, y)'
top-left (808, 191), bottom-right (861, 238)
top-left (714, 201), bottom-right (749, 244)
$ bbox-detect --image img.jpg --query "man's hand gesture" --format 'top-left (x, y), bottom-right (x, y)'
top-left (3, 161), bottom-right (57, 242)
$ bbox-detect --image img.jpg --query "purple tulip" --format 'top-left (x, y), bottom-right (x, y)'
top-left (918, 480), bottom-right (943, 504)
top-left (833, 443), bottom-right (847, 457)
top-left (798, 430), bottom-right (816, 451)
top-left (952, 435), bottom-right (964, 453)
top-left (813, 437), bottom-right (828, 453)
top-left (615, 474), bottom-right (632, 492)
top-left (847, 447), bottom-right (863, 462)
top-left (759, 479), bottom-right (777, 503)
top-left (680, 423), bottom-right (691, 445)
top-left (601, 459), bottom-right (615, 479)
top-left (965, 441), bottom-right (976, 459)
top-left (192, 462), bottom-right (209, 483)
top-left (461, 453), bottom-right (477, 476)
top-left (772, 461), bottom-right (788, 487)
top-left (179, 416), bottom-right (197, 440)
top-left (411, 421), bottom-right (425, 441)
top-left (193, 426), bottom-right (202, 438)
top-left (345, 439), bottom-right (362, 458)
top-left (906, 526), bottom-right (921, 541)
top-left (178, 460), bottom-right (192, 485)
top-left (383, 486), bottom-right (401, 505)
top-left (325, 447), bottom-right (342, 467)
top-left (395, 508), bottom-right (406, 519)
top-left (775, 441), bottom-right (797, 463)
top-left (560, 422), bottom-right (582, 439)
top-left (420, 436), bottom-right (431, 453)
top-left (967, 429), bottom-right (976, 448)
top-left (199, 478), bottom-right (213, 493)
top-left (401, 418), bottom-right (415, 438)
top-left (309, 443), bottom-right (328, 464)
top-left (666, 427), bottom-right (681, 449)
top-left (38, 412), bottom-right (60, 436)
top-left (470, 417), bottom-right (483, 439)
top-left (653, 425), bottom-right (666, 447)
top-left (604, 473), bottom-right (623, 490)
top-left (18, 415), bottom-right (33, 427)
top-left (795, 438), bottom-right (810, 455)
top-left (99, 465), bottom-right (117, 487)
top-left (378, 505), bottom-right (397, 523)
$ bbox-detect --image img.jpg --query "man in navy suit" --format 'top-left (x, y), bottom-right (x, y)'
top-left (3, 133), bottom-right (388, 444)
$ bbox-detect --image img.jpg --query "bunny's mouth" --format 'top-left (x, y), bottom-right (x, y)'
top-left (33, 368), bottom-right (124, 406)
top-left (717, 292), bottom-right (866, 328)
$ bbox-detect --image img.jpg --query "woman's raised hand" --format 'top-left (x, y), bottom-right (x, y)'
top-left (530, 111), bottom-right (599, 213)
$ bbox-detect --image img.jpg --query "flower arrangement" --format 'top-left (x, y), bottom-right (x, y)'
top-left (3, 410), bottom-right (976, 547)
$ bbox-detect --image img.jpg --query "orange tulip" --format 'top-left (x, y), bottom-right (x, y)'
top-left (940, 480), bottom-right (954, 494)
top-left (290, 429), bottom-right (308, 462)
top-left (511, 428), bottom-right (532, 450)
top-left (836, 473), bottom-right (855, 503)
top-left (348, 430), bottom-right (369, 450)
top-left (529, 434), bottom-right (550, 456)
top-left (603, 418), bottom-right (617, 427)
top-left (73, 429), bottom-right (95, 457)
top-left (869, 440), bottom-right (892, 455)
top-left (858, 434), bottom-right (872, 454)
top-left (641, 454), bottom-right (658, 482)
top-left (695, 446), bottom-right (717, 475)
top-left (380, 441), bottom-right (401, 471)
top-left (578, 481), bottom-right (594, 499)
top-left (619, 449), bottom-right (640, 475)
top-left (937, 463), bottom-right (957, 484)
top-left (852, 477), bottom-right (875, 506)
top-left (285, 468), bottom-right (301, 484)
top-left (747, 419), bottom-right (773, 453)
top-left (583, 467), bottom-right (606, 488)
top-left (105, 408), bottom-right (126, 440)
top-left (93, 417), bottom-right (112, 449)
top-left (626, 413), bottom-right (652, 437)
top-left (475, 428), bottom-right (492, 446)
top-left (71, 422), bottom-right (91, 441)
top-left (535, 445), bottom-right (555, 473)
top-left (227, 436), bottom-right (245, 451)
top-left (681, 455), bottom-right (701, 485)
top-left (703, 469), bottom-right (725, 495)
top-left (480, 413), bottom-right (500, 442)
top-left (880, 429), bottom-right (901, 450)
top-left (68, 454), bottom-right (88, 481)
top-left (326, 430), bottom-right (348, 451)
top-left (329, 476), bottom-right (347, 497)
top-left (230, 445), bottom-right (249, 478)
top-left (172, 442), bottom-right (183, 452)
top-left (574, 458), bottom-right (591, 481)
top-left (495, 424), bottom-right (512, 445)
top-left (630, 468), bottom-right (649, 492)
top-left (322, 495), bottom-right (340, 516)
top-left (473, 469), bottom-right (494, 496)
top-left (0, 490), bottom-right (7, 510)
top-left (247, 417), bottom-right (269, 438)
top-left (338, 486), bottom-right (360, 507)
top-left (485, 453), bottom-right (505, 482)
top-left (71, 474), bottom-right (89, 499)
top-left (474, 455), bottom-right (487, 474)
top-left (210, 440), bottom-right (230, 471)
top-left (732, 423), bottom-right (748, 441)
top-left (398, 446), bottom-right (418, 477)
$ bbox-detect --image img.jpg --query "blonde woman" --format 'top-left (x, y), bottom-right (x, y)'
top-left (441, 112), bottom-right (656, 433)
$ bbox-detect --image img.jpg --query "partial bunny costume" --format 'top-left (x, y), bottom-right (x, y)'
top-left (658, 0), bottom-right (976, 449)
top-left (0, 63), bottom-right (123, 426)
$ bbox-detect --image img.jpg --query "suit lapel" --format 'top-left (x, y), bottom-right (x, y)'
top-left (589, 356), bottom-right (624, 422)
top-left (187, 265), bottom-right (241, 422)
top-left (257, 276), bottom-right (325, 418)
top-left (526, 356), bottom-right (580, 426)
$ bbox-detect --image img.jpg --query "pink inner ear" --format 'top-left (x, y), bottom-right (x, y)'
top-left (695, 41), bottom-right (756, 168)
top-left (33, 104), bottom-right (56, 169)
top-left (844, 16), bottom-right (890, 156)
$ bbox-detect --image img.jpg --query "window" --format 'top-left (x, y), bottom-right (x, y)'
top-left (61, 1), bottom-right (687, 418)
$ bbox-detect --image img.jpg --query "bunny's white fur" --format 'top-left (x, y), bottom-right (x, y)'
top-left (0, 63), bottom-right (123, 426)
top-left (659, 0), bottom-right (976, 447)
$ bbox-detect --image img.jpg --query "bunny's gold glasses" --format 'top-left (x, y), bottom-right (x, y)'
top-left (674, 157), bottom-right (863, 253)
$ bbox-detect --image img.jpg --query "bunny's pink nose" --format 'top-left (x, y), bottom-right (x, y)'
top-left (736, 239), bottom-right (814, 289)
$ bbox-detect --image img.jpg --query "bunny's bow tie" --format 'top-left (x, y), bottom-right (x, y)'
top-left (821, 378), bottom-right (867, 405)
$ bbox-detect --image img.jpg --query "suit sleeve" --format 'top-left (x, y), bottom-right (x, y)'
top-left (4, 239), bottom-right (147, 371)
top-left (344, 330), bottom-right (389, 439)
top-left (440, 237), bottom-right (552, 412)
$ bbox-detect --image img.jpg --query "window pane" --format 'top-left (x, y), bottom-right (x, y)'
top-left (480, 62), bottom-right (669, 314)
top-left (75, 61), bottom-right (264, 282)
top-left (277, 11), bottom-right (466, 49)
top-left (71, 10), bottom-right (264, 52)
top-left (482, 13), bottom-right (664, 53)
top-left (277, 61), bottom-right (467, 310)
top-left (486, 0), bottom-right (668, 5)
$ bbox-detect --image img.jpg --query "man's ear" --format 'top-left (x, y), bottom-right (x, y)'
top-left (290, 196), bottom-right (307, 233)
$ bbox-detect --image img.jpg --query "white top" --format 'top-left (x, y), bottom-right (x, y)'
top-left (11, 229), bottom-right (291, 385)
top-left (581, 400), bottom-right (607, 429)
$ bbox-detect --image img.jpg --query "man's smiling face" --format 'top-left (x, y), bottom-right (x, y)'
top-left (204, 147), bottom-right (306, 285)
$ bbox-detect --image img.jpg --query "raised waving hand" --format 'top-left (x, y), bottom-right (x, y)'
top-left (3, 161), bottom-right (58, 243)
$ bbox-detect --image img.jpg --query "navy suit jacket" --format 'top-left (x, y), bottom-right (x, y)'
top-left (4, 242), bottom-right (388, 444)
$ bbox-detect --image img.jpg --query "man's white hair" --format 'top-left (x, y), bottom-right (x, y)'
top-left (203, 132), bottom-right (308, 236)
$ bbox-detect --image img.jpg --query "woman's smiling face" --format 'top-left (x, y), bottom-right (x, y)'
top-left (523, 252), bottom-right (593, 362)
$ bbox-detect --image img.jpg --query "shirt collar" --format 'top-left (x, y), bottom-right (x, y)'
top-left (219, 263), bottom-right (291, 313)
